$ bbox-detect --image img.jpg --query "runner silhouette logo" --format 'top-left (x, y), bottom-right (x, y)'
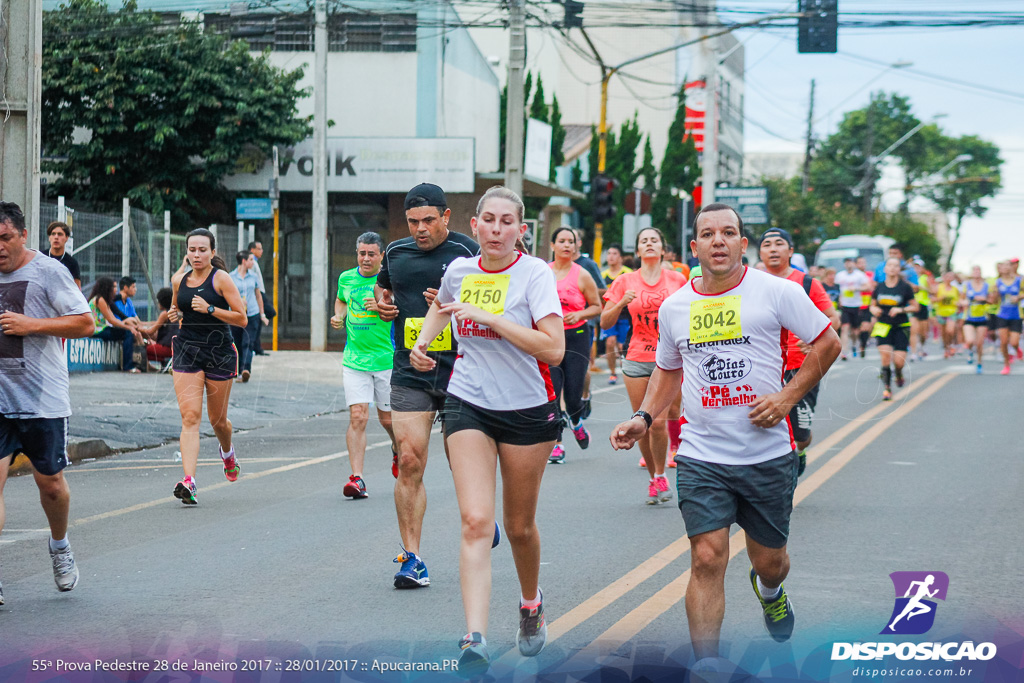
top-left (881, 571), bottom-right (949, 635)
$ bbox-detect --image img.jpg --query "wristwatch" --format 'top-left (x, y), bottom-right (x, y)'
top-left (632, 409), bottom-right (653, 431)
top-left (207, 305), bottom-right (216, 315)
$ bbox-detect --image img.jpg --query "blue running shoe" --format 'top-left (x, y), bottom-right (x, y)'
top-left (976, 363), bottom-right (983, 375)
top-left (750, 568), bottom-right (794, 642)
top-left (393, 549), bottom-right (429, 589)
top-left (492, 521), bottom-right (501, 549)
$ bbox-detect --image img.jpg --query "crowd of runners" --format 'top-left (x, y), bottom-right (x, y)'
top-left (0, 185), bottom-right (1014, 676)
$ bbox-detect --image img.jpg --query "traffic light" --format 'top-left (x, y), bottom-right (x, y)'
top-left (797, 0), bottom-right (838, 54)
top-left (592, 174), bottom-right (619, 222)
top-left (564, 0), bottom-right (584, 29)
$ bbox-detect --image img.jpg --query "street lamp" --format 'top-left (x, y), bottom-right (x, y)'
top-left (935, 153), bottom-right (972, 176)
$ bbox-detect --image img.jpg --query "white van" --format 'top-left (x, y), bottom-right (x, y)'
top-left (814, 235), bottom-right (895, 273)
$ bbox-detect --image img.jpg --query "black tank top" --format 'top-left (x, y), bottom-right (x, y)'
top-left (176, 269), bottom-right (231, 343)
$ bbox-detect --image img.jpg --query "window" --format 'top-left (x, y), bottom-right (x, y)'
top-left (204, 12), bottom-right (417, 53)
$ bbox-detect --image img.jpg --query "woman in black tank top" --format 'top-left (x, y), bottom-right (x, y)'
top-left (167, 228), bottom-right (248, 505)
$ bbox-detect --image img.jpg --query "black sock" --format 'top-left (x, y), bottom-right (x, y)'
top-left (860, 331), bottom-right (870, 349)
top-left (881, 365), bottom-right (892, 388)
top-left (895, 366), bottom-right (903, 381)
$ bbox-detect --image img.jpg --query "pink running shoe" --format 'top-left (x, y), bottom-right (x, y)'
top-left (655, 476), bottom-right (673, 502)
top-left (646, 481), bottom-right (660, 505)
top-left (1001, 364), bottom-right (1011, 375)
top-left (221, 446), bottom-right (240, 482)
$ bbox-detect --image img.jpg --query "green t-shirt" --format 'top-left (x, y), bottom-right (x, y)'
top-left (337, 267), bottom-right (393, 372)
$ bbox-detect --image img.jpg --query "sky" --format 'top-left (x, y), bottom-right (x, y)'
top-left (720, 2), bottom-right (1024, 275)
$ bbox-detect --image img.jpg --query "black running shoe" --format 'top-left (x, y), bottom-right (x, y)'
top-left (750, 568), bottom-right (795, 642)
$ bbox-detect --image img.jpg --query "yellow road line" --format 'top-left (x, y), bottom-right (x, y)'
top-left (531, 370), bottom-right (942, 651)
top-left (580, 370), bottom-right (957, 653)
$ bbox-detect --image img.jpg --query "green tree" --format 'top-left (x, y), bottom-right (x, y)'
top-left (810, 93), bottom-right (929, 218)
top-left (42, 0), bottom-right (310, 222)
top-left (639, 136), bottom-right (657, 192)
top-left (652, 86), bottom-right (700, 239)
top-left (923, 135), bottom-right (1003, 270)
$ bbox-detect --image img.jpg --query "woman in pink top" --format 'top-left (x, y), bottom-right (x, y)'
top-left (547, 227), bottom-right (601, 464)
top-left (601, 227), bottom-right (687, 504)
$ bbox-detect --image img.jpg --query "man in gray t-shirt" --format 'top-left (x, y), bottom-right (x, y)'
top-left (0, 201), bottom-right (94, 603)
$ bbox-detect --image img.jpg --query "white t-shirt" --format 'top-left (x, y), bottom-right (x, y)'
top-left (656, 267), bottom-right (832, 465)
top-left (835, 269), bottom-right (871, 308)
top-left (437, 253), bottom-right (562, 411)
top-left (0, 251), bottom-right (90, 419)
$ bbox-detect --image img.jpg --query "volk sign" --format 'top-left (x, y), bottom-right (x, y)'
top-left (223, 137), bottom-right (476, 194)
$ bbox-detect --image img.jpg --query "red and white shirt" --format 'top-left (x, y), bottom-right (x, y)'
top-left (656, 267), bottom-right (831, 465)
top-left (438, 253), bottom-right (563, 411)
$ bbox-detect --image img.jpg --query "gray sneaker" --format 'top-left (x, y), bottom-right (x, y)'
top-left (49, 544), bottom-right (80, 592)
top-left (516, 589), bottom-right (547, 656)
top-left (456, 632), bottom-right (489, 678)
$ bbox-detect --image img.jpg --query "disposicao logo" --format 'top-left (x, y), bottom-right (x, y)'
top-left (881, 571), bottom-right (948, 635)
top-left (831, 571), bottom-right (997, 663)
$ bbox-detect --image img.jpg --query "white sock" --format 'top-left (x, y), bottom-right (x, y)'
top-left (220, 445), bottom-right (235, 461)
top-left (757, 575), bottom-right (782, 600)
top-left (49, 536), bottom-right (69, 552)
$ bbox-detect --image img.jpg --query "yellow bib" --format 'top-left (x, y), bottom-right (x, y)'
top-left (690, 296), bottom-right (742, 344)
top-left (871, 322), bottom-right (892, 338)
top-left (459, 274), bottom-right (511, 315)
top-left (404, 317), bottom-right (453, 351)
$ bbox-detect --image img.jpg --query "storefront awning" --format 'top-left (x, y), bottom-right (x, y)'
top-left (475, 173), bottom-right (585, 200)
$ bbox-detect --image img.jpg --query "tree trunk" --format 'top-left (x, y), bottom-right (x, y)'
top-left (945, 210), bottom-right (965, 272)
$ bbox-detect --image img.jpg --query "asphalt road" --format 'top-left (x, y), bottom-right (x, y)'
top-left (0, 352), bottom-right (1021, 682)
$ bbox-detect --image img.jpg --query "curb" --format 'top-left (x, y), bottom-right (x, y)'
top-left (10, 438), bottom-right (113, 475)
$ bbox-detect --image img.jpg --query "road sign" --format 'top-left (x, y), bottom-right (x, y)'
top-left (236, 198), bottom-right (274, 220)
top-left (624, 189), bottom-right (652, 215)
top-left (623, 214), bottom-right (652, 251)
top-left (715, 186), bottom-right (770, 225)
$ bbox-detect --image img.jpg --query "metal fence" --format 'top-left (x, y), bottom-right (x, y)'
top-left (38, 200), bottom-right (188, 320)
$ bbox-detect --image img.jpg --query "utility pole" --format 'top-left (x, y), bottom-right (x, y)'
top-left (802, 79), bottom-right (815, 195)
top-left (271, 146), bottom-right (281, 351)
top-left (503, 0), bottom-right (526, 197)
top-left (700, 47), bottom-right (718, 207)
top-left (861, 92), bottom-right (876, 219)
top-left (310, 0), bottom-right (328, 352)
top-left (0, 0), bottom-right (43, 246)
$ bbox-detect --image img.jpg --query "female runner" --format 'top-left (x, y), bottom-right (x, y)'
top-left (992, 260), bottom-right (1022, 375)
top-left (167, 228), bottom-right (248, 504)
top-left (962, 266), bottom-right (989, 373)
top-left (869, 258), bottom-right (919, 401)
top-left (409, 186), bottom-right (565, 675)
top-left (600, 227), bottom-right (686, 503)
top-left (547, 227), bottom-right (601, 463)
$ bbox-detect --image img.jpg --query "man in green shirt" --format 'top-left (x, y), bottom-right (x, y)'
top-left (331, 232), bottom-right (397, 499)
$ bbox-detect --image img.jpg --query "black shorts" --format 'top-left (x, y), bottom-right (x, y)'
top-left (783, 368), bottom-right (819, 444)
top-left (442, 395), bottom-right (560, 446)
top-left (172, 335), bottom-right (238, 380)
top-left (675, 451), bottom-right (799, 549)
top-left (993, 317), bottom-right (1023, 333)
top-left (391, 384), bottom-right (448, 414)
top-left (0, 416), bottom-right (69, 476)
top-left (964, 319), bottom-right (988, 329)
top-left (914, 306), bottom-right (930, 321)
top-left (840, 307), bottom-right (861, 327)
top-left (876, 324), bottom-right (910, 352)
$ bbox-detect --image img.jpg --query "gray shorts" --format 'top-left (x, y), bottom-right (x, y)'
top-left (675, 451), bottom-right (798, 549)
top-left (621, 359), bottom-right (657, 378)
top-left (390, 384), bottom-right (447, 414)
